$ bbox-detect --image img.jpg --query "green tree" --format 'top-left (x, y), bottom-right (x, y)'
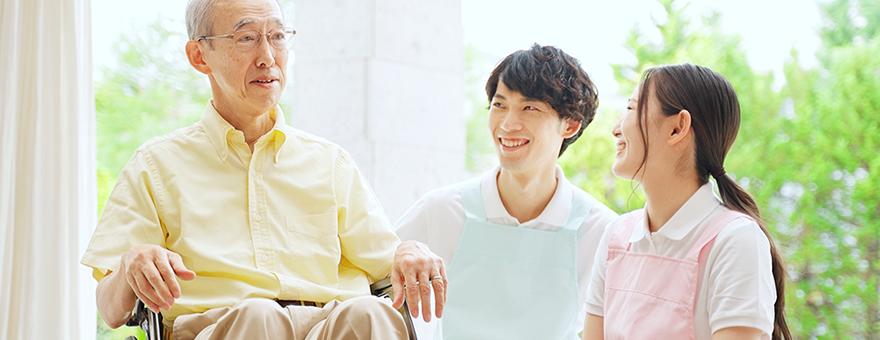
top-left (776, 0), bottom-right (880, 335)
top-left (94, 18), bottom-right (209, 340)
top-left (96, 19), bottom-right (210, 200)
top-left (559, 0), bottom-right (880, 338)
top-left (92, 3), bottom-right (301, 338)
top-left (784, 39), bottom-right (880, 339)
top-left (562, 0), bottom-right (781, 214)
top-left (463, 44), bottom-right (497, 175)
top-left (461, 44), bottom-right (641, 211)
top-left (817, 0), bottom-right (880, 65)
top-left (559, 105), bottom-right (643, 212)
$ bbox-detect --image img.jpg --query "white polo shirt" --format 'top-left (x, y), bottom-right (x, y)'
top-left (585, 183), bottom-right (776, 340)
top-left (395, 165), bottom-right (618, 338)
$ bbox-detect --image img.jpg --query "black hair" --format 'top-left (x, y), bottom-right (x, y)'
top-left (485, 43), bottom-right (598, 156)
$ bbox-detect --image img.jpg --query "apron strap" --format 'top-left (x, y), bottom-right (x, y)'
top-left (459, 177), bottom-right (487, 221)
top-left (560, 190), bottom-right (593, 234)
top-left (684, 210), bottom-right (754, 261)
top-left (608, 210), bottom-right (642, 251)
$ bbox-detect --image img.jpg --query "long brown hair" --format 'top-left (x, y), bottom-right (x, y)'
top-left (637, 63), bottom-right (791, 340)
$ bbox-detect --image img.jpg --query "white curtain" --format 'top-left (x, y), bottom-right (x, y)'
top-left (0, 0), bottom-right (97, 339)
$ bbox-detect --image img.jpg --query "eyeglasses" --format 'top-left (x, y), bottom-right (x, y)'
top-left (196, 28), bottom-right (296, 51)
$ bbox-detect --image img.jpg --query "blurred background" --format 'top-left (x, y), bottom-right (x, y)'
top-left (89, 0), bottom-right (879, 339)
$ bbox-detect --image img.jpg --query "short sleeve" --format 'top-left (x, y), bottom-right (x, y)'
top-left (394, 196), bottom-right (431, 245)
top-left (584, 216), bottom-right (626, 317)
top-left (393, 185), bottom-right (466, 264)
top-left (333, 149), bottom-right (400, 282)
top-left (576, 197), bottom-right (619, 293)
top-left (706, 218), bottom-right (776, 336)
top-left (80, 150), bottom-right (167, 281)
top-left (574, 194), bottom-right (619, 331)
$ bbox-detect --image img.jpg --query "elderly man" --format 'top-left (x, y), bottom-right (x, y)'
top-left (81, 0), bottom-right (445, 339)
top-left (395, 44), bottom-right (618, 339)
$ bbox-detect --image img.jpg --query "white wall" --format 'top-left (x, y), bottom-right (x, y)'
top-left (290, 0), bottom-right (466, 223)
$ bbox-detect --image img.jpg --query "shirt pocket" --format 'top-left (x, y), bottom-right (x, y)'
top-left (285, 212), bottom-right (341, 283)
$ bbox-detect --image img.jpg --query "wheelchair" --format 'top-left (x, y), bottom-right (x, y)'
top-left (124, 277), bottom-right (418, 340)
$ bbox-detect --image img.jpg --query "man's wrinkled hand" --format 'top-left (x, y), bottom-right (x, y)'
top-left (390, 240), bottom-right (447, 322)
top-left (119, 245), bottom-right (196, 313)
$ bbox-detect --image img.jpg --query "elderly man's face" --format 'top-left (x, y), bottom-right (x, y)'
top-left (203, 0), bottom-right (288, 117)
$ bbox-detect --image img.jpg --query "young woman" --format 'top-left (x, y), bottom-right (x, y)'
top-left (581, 64), bottom-right (791, 340)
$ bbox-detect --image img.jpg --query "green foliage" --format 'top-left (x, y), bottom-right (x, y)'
top-left (463, 44), bottom-right (498, 175)
top-left (778, 37), bottom-right (880, 339)
top-left (563, 0), bottom-right (781, 214)
top-left (564, 0), bottom-right (880, 338)
top-left (94, 18), bottom-right (209, 340)
top-left (816, 0), bottom-right (880, 66)
top-left (93, 3), bottom-right (299, 337)
top-left (97, 313), bottom-right (144, 340)
top-left (98, 1), bottom-right (879, 338)
top-left (819, 0), bottom-right (880, 48)
top-left (612, 0), bottom-right (692, 97)
top-left (95, 18), bottom-right (210, 217)
top-left (559, 107), bottom-right (646, 212)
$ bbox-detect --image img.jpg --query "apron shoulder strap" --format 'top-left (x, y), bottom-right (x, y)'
top-left (561, 190), bottom-right (594, 233)
top-left (684, 210), bottom-right (754, 261)
top-left (458, 177), bottom-right (487, 221)
top-left (608, 210), bottom-right (643, 251)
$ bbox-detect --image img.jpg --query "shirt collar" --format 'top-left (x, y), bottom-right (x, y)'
top-left (199, 100), bottom-right (288, 163)
top-left (628, 182), bottom-right (723, 243)
top-left (481, 164), bottom-right (573, 227)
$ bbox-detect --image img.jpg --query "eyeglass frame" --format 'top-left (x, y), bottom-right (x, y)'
top-left (195, 28), bottom-right (297, 50)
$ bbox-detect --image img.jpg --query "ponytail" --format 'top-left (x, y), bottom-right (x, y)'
top-left (713, 171), bottom-right (792, 340)
top-left (640, 64), bottom-right (792, 339)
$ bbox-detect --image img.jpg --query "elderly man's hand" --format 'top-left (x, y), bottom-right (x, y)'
top-left (119, 245), bottom-right (196, 313)
top-left (390, 240), bottom-right (447, 322)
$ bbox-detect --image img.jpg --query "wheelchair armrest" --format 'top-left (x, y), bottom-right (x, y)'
top-left (371, 277), bottom-right (419, 340)
top-left (369, 277), bottom-right (394, 298)
top-left (124, 299), bottom-right (163, 340)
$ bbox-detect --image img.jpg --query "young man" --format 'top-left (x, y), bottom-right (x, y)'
top-left (395, 44), bottom-right (618, 339)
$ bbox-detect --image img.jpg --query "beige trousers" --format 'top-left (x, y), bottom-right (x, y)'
top-left (172, 296), bottom-right (407, 340)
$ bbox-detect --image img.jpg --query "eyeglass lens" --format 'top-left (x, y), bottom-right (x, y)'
top-left (233, 29), bottom-right (292, 50)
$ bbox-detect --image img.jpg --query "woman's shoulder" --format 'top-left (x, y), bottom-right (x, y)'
top-left (712, 208), bottom-right (770, 248)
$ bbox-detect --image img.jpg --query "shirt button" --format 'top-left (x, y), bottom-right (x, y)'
top-left (255, 214), bottom-right (263, 222)
top-left (261, 254), bottom-right (269, 262)
top-left (250, 169), bottom-right (256, 177)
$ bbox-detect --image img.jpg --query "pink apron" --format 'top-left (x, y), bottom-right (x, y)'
top-left (603, 210), bottom-right (750, 339)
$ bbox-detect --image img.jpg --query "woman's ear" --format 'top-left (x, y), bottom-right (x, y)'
top-left (186, 40), bottom-right (212, 75)
top-left (667, 109), bottom-right (692, 146)
top-left (561, 118), bottom-right (582, 139)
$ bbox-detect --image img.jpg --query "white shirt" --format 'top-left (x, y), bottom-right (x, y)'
top-left (395, 165), bottom-right (619, 338)
top-left (585, 183), bottom-right (775, 340)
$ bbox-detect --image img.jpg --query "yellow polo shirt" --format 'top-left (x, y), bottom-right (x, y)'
top-left (81, 101), bottom-right (399, 321)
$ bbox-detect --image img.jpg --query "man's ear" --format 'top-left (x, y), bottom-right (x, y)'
top-left (186, 40), bottom-right (211, 75)
top-left (667, 109), bottom-right (692, 146)
top-left (562, 118), bottom-right (582, 139)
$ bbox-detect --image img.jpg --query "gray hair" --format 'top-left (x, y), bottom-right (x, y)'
top-left (185, 0), bottom-right (215, 40)
top-left (185, 0), bottom-right (286, 41)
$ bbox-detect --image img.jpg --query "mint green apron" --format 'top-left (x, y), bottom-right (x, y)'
top-left (438, 179), bottom-right (591, 339)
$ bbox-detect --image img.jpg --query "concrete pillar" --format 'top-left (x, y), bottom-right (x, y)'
top-left (290, 1), bottom-right (466, 223)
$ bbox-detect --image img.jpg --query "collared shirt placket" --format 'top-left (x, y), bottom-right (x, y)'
top-left (247, 140), bottom-right (273, 272)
